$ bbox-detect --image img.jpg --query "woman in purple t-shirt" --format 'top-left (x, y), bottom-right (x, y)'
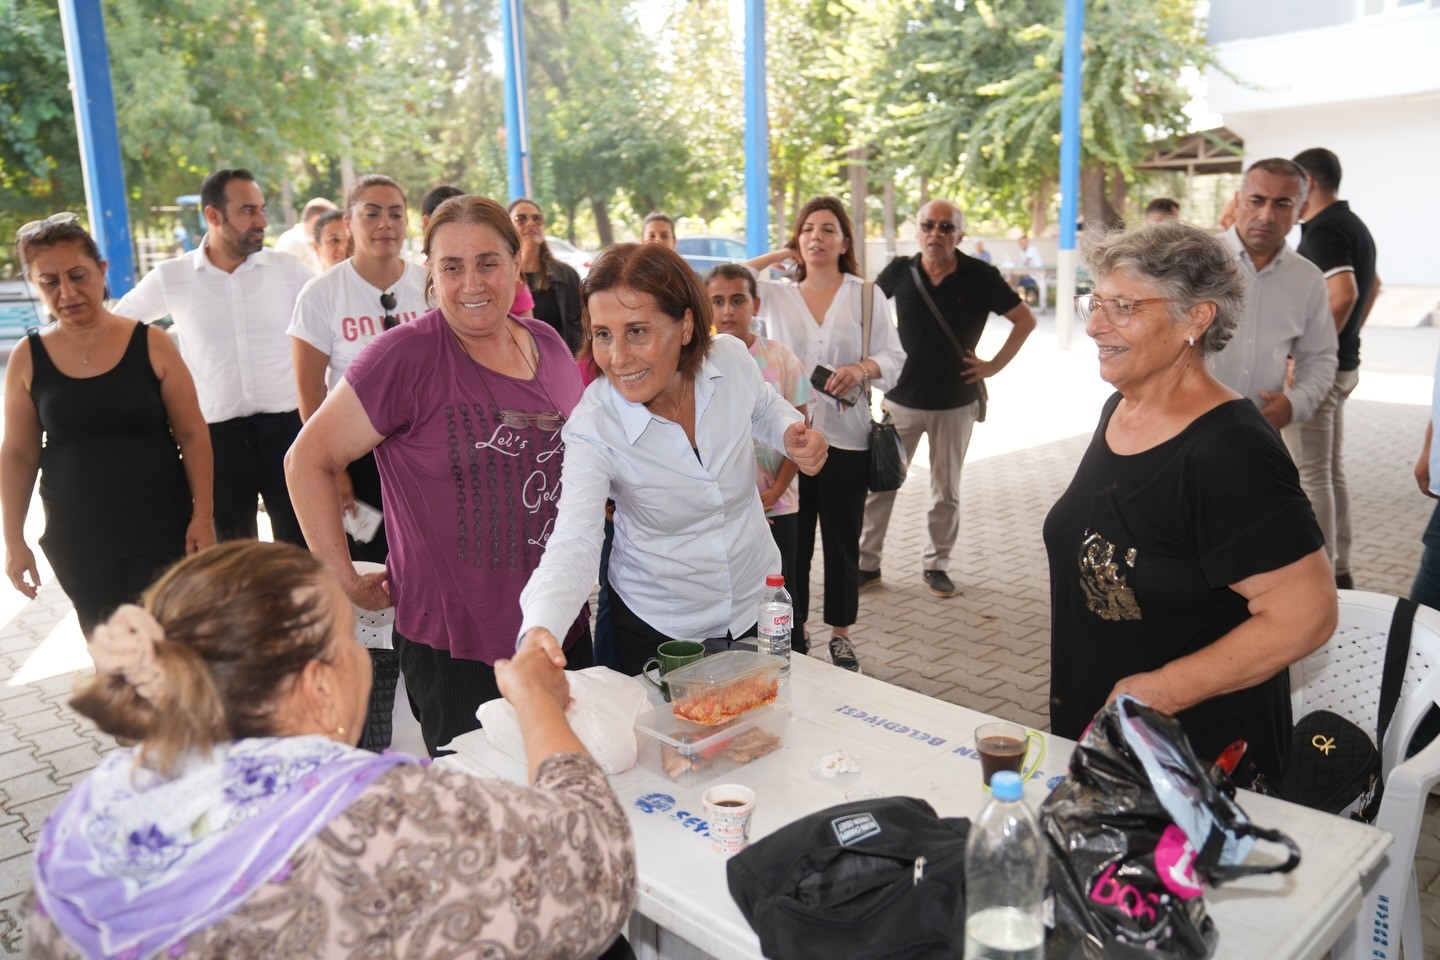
top-left (286, 195), bottom-right (591, 757)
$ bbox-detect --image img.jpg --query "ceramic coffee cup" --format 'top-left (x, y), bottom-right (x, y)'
top-left (641, 639), bottom-right (706, 702)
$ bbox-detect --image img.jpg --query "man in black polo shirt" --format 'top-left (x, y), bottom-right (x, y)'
top-left (858, 200), bottom-right (1036, 597)
top-left (1292, 147), bottom-right (1381, 590)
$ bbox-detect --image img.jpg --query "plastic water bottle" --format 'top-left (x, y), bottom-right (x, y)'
top-left (757, 574), bottom-right (792, 679)
top-left (962, 770), bottom-right (1046, 960)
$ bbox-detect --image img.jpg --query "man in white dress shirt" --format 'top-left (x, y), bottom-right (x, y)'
top-left (1209, 158), bottom-right (1338, 550)
top-left (115, 168), bottom-right (312, 545)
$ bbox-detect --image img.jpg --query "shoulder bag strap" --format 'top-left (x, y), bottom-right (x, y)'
top-left (908, 261), bottom-right (969, 364)
top-left (1377, 596), bottom-right (1418, 748)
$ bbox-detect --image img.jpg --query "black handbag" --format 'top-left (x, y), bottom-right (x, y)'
top-left (861, 282), bottom-right (908, 493)
top-left (1271, 597), bottom-right (1417, 821)
top-left (727, 795), bottom-right (970, 960)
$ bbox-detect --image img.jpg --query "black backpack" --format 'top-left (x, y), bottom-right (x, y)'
top-left (726, 796), bottom-right (970, 960)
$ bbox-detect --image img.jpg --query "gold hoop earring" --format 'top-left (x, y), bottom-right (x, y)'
top-left (334, 725), bottom-right (346, 739)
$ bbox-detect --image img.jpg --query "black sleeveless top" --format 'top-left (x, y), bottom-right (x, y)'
top-left (29, 322), bottom-right (189, 546)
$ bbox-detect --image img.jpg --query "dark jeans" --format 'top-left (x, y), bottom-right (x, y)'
top-left (609, 587), bottom-right (757, 678)
top-left (393, 623), bottom-right (593, 758)
top-left (796, 446), bottom-right (869, 631)
top-left (593, 515), bottom-right (619, 670)
top-left (209, 411), bottom-right (305, 545)
top-left (1411, 501), bottom-right (1440, 611)
top-left (44, 543), bottom-right (182, 638)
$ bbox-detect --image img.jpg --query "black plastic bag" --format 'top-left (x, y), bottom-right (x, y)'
top-left (1040, 696), bottom-right (1300, 960)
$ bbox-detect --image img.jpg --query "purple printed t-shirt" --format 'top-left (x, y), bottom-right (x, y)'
top-left (346, 309), bottom-right (587, 663)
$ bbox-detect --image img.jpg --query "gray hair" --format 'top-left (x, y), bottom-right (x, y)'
top-left (920, 199), bottom-right (966, 233)
top-left (1081, 220), bottom-right (1247, 356)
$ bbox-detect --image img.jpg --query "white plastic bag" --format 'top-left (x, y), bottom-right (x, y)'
top-left (478, 666), bottom-right (648, 774)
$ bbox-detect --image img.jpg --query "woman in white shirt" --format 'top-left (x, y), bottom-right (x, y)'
top-left (518, 243), bottom-right (829, 676)
top-left (748, 196), bottom-right (905, 673)
top-left (288, 174), bottom-right (428, 565)
top-left (287, 174), bottom-right (427, 753)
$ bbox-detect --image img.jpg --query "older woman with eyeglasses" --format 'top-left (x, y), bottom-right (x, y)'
top-left (286, 195), bottom-right (592, 757)
top-left (1044, 220), bottom-right (1336, 785)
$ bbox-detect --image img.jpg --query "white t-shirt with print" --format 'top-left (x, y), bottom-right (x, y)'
top-left (288, 260), bottom-right (430, 387)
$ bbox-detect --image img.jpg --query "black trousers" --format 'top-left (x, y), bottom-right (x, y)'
top-left (609, 586), bottom-right (757, 678)
top-left (345, 450), bottom-right (388, 564)
top-left (45, 542), bottom-right (183, 638)
top-left (796, 446), bottom-right (869, 631)
top-left (209, 411), bottom-right (305, 546)
top-left (393, 624), bottom-right (594, 758)
top-left (768, 512), bottom-right (802, 652)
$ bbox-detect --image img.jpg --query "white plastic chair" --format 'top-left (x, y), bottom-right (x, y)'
top-left (1287, 590), bottom-right (1440, 960)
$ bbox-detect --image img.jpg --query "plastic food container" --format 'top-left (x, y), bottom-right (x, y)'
top-left (665, 650), bottom-right (783, 725)
top-left (635, 700), bottom-right (790, 787)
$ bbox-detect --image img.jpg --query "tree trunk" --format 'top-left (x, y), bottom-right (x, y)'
top-left (591, 196), bottom-right (614, 247)
top-left (1029, 175), bottom-right (1050, 237)
top-left (340, 154), bottom-right (356, 204)
top-left (882, 178), bottom-right (896, 258)
top-left (1109, 169), bottom-right (1129, 229)
top-left (919, 175), bottom-right (929, 211)
top-left (848, 147), bottom-right (867, 276)
top-left (772, 182), bottom-right (788, 250)
top-left (1080, 163), bottom-right (1118, 233)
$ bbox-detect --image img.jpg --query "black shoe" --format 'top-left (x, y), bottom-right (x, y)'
top-left (829, 635), bottom-right (861, 673)
top-left (923, 569), bottom-right (956, 598)
top-left (1336, 573), bottom-right (1354, 590)
top-left (858, 568), bottom-right (882, 592)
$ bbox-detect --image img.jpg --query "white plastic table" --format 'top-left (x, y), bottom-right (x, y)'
top-left (443, 654), bottom-right (1390, 960)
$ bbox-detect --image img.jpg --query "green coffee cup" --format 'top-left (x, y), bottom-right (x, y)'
top-left (641, 639), bottom-right (706, 702)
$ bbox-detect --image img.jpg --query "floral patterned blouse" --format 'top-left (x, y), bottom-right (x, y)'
top-left (24, 752), bottom-right (636, 959)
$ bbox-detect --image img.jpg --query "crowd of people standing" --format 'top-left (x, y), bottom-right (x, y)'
top-left (4, 147), bottom-right (1398, 953)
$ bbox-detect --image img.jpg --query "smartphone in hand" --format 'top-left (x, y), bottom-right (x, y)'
top-left (810, 365), bottom-right (859, 408)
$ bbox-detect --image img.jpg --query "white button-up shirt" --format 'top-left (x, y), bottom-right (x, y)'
top-left (1209, 228), bottom-right (1337, 425)
top-left (759, 274), bottom-right (906, 450)
top-left (114, 244), bottom-right (311, 423)
top-left (519, 335), bottom-right (803, 643)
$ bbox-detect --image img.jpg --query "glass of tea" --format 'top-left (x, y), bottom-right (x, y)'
top-left (973, 720), bottom-right (1047, 788)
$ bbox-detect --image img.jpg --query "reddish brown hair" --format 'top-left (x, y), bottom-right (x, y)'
top-left (578, 242), bottom-right (712, 379)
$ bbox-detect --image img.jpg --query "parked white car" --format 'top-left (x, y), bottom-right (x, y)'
top-left (546, 238), bottom-right (595, 279)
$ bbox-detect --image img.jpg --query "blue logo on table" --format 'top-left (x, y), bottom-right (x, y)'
top-left (635, 792), bottom-right (675, 814)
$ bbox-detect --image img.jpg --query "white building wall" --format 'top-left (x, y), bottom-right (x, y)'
top-left (1206, 7), bottom-right (1440, 287)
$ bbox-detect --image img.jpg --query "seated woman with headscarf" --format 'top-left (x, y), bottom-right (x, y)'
top-left (23, 540), bottom-right (635, 958)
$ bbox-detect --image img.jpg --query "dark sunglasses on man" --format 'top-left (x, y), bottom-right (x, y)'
top-left (380, 291), bottom-right (399, 330)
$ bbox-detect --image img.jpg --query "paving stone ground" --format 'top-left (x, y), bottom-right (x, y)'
top-left (0, 320), bottom-right (1436, 957)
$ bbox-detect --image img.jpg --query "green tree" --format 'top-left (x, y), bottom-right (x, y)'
top-left (885, 0), bottom-right (1216, 230)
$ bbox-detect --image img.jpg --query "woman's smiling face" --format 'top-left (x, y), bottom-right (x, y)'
top-left (587, 286), bottom-right (692, 409)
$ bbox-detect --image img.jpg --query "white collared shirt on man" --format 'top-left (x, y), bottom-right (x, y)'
top-left (114, 245), bottom-right (312, 423)
top-left (1210, 228), bottom-right (1336, 425)
top-left (519, 335), bottom-right (802, 643)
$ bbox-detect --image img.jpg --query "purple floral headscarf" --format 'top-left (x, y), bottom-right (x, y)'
top-left (32, 735), bottom-right (417, 958)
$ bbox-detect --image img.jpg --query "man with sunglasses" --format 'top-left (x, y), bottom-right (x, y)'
top-left (858, 200), bottom-right (1036, 598)
top-left (115, 168), bottom-right (312, 546)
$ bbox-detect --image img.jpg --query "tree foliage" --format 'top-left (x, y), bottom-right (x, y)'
top-left (0, 0), bottom-right (1218, 275)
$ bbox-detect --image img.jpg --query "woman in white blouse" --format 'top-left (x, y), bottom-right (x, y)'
top-left (748, 197), bottom-right (906, 673)
top-left (518, 243), bottom-right (829, 676)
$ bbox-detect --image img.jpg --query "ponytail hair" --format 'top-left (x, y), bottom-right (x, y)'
top-left (70, 542), bottom-right (337, 775)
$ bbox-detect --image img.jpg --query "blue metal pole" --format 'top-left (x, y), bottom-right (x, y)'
top-left (57, 0), bottom-right (136, 297)
top-left (743, 0), bottom-right (770, 257)
top-left (1055, 0), bottom-right (1085, 349)
top-left (501, 0), bottom-right (532, 201)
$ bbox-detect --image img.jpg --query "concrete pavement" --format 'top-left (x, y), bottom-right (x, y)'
top-left (0, 320), bottom-right (1436, 956)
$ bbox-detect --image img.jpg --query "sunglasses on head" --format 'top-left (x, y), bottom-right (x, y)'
top-left (381, 291), bottom-right (399, 330)
top-left (16, 212), bottom-right (81, 240)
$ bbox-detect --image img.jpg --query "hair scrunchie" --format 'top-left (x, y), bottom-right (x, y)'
top-left (90, 604), bottom-right (168, 704)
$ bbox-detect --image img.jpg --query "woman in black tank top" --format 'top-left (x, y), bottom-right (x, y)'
top-left (3, 218), bottom-right (214, 636)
